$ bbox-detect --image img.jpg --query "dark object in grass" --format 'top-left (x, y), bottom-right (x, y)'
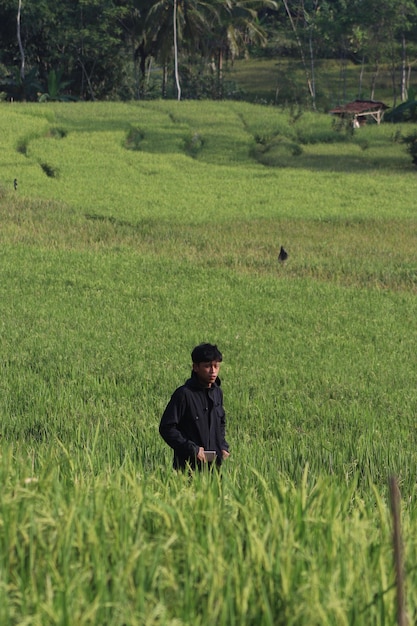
top-left (278, 246), bottom-right (288, 262)
top-left (40, 162), bottom-right (58, 177)
top-left (13, 178), bottom-right (17, 190)
top-left (400, 131), bottom-right (417, 166)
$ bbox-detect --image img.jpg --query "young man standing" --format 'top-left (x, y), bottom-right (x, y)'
top-left (159, 343), bottom-right (230, 470)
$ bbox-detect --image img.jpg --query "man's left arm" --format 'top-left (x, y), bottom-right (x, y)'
top-left (218, 389), bottom-right (230, 458)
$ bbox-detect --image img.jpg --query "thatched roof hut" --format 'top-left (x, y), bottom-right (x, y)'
top-left (329, 99), bottom-right (389, 126)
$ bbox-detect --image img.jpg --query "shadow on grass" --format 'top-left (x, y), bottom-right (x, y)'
top-left (253, 152), bottom-right (411, 173)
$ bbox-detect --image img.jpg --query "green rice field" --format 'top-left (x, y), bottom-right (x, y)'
top-left (0, 100), bottom-right (417, 625)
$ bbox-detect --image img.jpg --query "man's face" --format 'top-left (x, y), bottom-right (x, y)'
top-left (193, 360), bottom-right (221, 387)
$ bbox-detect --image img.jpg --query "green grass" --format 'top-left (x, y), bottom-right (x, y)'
top-left (230, 57), bottom-right (399, 109)
top-left (1, 100), bottom-right (417, 624)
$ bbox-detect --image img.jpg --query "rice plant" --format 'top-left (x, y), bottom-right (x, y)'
top-left (1, 100), bottom-right (417, 624)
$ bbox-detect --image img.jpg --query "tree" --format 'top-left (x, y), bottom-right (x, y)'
top-left (344, 0), bottom-right (416, 104)
top-left (17, 0), bottom-right (25, 81)
top-left (281, 0), bottom-right (314, 105)
top-left (0, 66), bottom-right (42, 101)
top-left (173, 0), bottom-right (181, 99)
top-left (148, 0), bottom-right (217, 99)
top-left (396, 0), bottom-right (417, 102)
top-left (66, 0), bottom-right (128, 100)
top-left (2, 0), bottom-right (417, 103)
top-left (314, 0), bottom-right (358, 102)
top-left (206, 0), bottom-right (277, 99)
top-left (115, 0), bottom-right (157, 99)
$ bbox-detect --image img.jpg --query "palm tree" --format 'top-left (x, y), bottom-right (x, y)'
top-left (209, 0), bottom-right (277, 98)
top-left (17, 0), bottom-right (25, 82)
top-left (173, 0), bottom-right (181, 99)
top-left (148, 0), bottom-right (217, 99)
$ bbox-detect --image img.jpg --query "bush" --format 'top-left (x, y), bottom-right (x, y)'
top-left (384, 98), bottom-right (417, 123)
top-left (124, 127), bottom-right (145, 150)
top-left (183, 132), bottom-right (205, 157)
top-left (401, 131), bottom-right (417, 166)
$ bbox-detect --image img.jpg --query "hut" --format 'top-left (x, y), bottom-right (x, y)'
top-left (329, 99), bottom-right (389, 126)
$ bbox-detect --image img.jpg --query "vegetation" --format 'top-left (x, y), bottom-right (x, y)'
top-left (0, 100), bottom-right (417, 624)
top-left (0, 0), bottom-right (417, 105)
top-left (401, 130), bottom-right (417, 165)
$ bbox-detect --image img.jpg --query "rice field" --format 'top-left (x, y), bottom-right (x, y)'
top-left (0, 100), bottom-right (417, 624)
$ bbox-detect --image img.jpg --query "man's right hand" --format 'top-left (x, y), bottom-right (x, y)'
top-left (197, 447), bottom-right (206, 462)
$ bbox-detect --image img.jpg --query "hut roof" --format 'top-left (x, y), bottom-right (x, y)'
top-left (329, 99), bottom-right (389, 115)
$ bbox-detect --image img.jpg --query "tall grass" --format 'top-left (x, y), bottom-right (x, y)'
top-left (1, 455), bottom-right (416, 625)
top-left (1, 101), bottom-right (417, 624)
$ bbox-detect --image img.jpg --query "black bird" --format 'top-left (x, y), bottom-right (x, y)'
top-left (13, 178), bottom-right (17, 190)
top-left (278, 246), bottom-right (288, 262)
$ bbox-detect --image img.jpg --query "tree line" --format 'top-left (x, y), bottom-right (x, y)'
top-left (0, 0), bottom-right (416, 106)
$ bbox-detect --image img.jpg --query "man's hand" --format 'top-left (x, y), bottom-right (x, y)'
top-left (197, 448), bottom-right (230, 462)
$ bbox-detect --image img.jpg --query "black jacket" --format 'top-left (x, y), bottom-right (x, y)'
top-left (159, 371), bottom-right (229, 470)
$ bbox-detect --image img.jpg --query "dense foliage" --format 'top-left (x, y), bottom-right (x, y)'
top-left (0, 0), bottom-right (417, 104)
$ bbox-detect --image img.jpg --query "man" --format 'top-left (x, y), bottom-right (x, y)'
top-left (159, 343), bottom-right (230, 470)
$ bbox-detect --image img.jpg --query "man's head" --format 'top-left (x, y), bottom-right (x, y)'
top-left (191, 343), bottom-right (222, 364)
top-left (191, 343), bottom-right (222, 388)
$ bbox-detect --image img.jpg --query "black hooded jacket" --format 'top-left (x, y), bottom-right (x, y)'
top-left (159, 371), bottom-right (229, 470)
